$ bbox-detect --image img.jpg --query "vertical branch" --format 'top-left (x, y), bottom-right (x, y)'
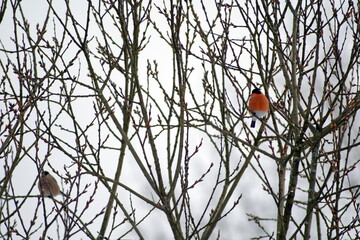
top-left (164, 2), bottom-right (186, 239)
top-left (276, 1), bottom-right (302, 239)
top-left (304, 140), bottom-right (319, 239)
top-left (97, 0), bottom-right (137, 237)
top-left (168, 0), bottom-right (186, 200)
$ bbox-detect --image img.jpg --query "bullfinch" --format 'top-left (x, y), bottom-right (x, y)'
top-left (38, 171), bottom-right (61, 197)
top-left (248, 88), bottom-right (269, 128)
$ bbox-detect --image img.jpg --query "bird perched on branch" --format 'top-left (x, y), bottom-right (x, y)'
top-left (248, 88), bottom-right (269, 128)
top-left (38, 171), bottom-right (61, 197)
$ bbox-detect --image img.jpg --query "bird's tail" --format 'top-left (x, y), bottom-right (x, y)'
top-left (250, 118), bottom-right (256, 128)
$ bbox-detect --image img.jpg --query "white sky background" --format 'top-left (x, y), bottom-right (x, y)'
top-left (0, 0), bottom-right (359, 239)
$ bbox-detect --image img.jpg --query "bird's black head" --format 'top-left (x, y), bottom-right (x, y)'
top-left (252, 88), bottom-right (262, 94)
top-left (43, 171), bottom-right (49, 175)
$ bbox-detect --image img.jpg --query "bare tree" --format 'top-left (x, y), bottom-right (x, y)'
top-left (1, 0), bottom-right (359, 239)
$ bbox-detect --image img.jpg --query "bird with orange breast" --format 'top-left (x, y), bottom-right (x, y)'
top-left (38, 171), bottom-right (61, 197)
top-left (248, 88), bottom-right (269, 128)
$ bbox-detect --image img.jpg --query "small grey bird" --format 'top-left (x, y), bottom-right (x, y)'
top-left (38, 171), bottom-right (61, 197)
